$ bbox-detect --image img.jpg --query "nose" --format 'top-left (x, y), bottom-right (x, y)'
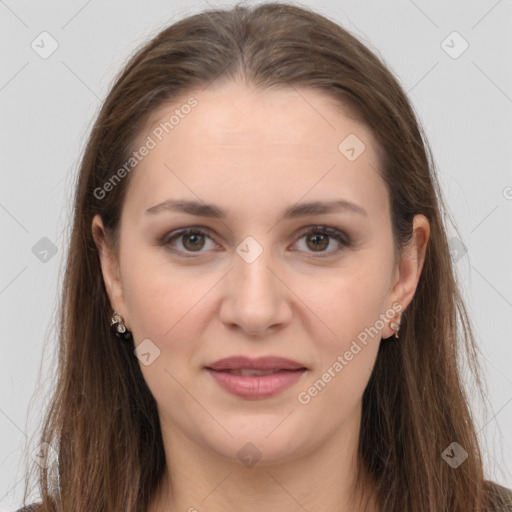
top-left (219, 246), bottom-right (293, 337)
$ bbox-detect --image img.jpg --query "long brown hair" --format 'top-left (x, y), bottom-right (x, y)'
top-left (20, 2), bottom-right (505, 511)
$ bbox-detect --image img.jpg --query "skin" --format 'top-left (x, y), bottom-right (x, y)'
top-left (92, 80), bottom-right (429, 512)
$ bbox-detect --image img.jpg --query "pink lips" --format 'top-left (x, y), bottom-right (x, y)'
top-left (205, 356), bottom-right (307, 400)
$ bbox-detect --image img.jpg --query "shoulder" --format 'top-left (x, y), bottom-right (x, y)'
top-left (486, 480), bottom-right (512, 511)
top-left (14, 504), bottom-right (42, 512)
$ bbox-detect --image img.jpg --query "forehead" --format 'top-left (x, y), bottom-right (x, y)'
top-left (142, 81), bottom-right (370, 150)
top-left (125, 81), bottom-right (387, 222)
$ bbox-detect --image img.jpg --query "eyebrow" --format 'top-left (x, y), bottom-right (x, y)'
top-left (145, 198), bottom-right (367, 219)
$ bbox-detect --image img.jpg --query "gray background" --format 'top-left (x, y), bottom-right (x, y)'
top-left (1, 0), bottom-right (511, 509)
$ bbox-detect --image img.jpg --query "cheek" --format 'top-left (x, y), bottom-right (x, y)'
top-left (300, 253), bottom-right (392, 396)
top-left (298, 274), bottom-right (383, 412)
top-left (118, 241), bottom-right (210, 343)
top-left (307, 261), bottom-right (391, 342)
top-left (120, 253), bottom-right (212, 399)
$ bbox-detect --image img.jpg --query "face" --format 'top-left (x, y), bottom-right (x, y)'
top-left (93, 80), bottom-right (428, 466)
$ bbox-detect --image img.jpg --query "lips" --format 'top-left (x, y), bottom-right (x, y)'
top-left (206, 356), bottom-right (306, 372)
top-left (220, 368), bottom-right (285, 376)
top-left (204, 356), bottom-right (307, 399)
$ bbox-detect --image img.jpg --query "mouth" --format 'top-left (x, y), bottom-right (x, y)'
top-left (211, 368), bottom-right (298, 376)
top-left (204, 356), bottom-right (307, 399)
top-left (206, 355), bottom-right (306, 371)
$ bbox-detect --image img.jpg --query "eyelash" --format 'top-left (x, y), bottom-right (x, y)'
top-left (159, 225), bottom-right (351, 259)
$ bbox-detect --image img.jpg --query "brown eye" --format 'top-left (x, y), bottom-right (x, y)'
top-left (292, 226), bottom-right (350, 257)
top-left (305, 232), bottom-right (329, 251)
top-left (160, 225), bottom-right (350, 259)
top-left (181, 232), bottom-right (206, 251)
top-left (163, 228), bottom-right (218, 255)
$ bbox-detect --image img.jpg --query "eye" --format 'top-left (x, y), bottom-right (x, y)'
top-left (159, 225), bottom-right (351, 258)
top-left (291, 226), bottom-right (350, 257)
top-left (162, 228), bottom-right (219, 256)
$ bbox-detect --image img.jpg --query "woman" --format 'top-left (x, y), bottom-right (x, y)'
top-left (17, 2), bottom-right (512, 511)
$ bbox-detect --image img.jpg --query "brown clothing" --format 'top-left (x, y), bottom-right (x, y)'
top-left (14, 481), bottom-right (512, 511)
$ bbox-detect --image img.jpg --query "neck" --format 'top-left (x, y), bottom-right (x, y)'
top-left (147, 404), bottom-right (378, 512)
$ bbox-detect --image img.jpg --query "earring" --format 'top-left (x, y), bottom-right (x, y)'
top-left (110, 311), bottom-right (132, 340)
top-left (389, 313), bottom-right (401, 339)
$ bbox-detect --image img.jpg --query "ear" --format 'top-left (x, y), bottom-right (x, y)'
top-left (91, 214), bottom-right (128, 321)
top-left (383, 213), bottom-right (430, 338)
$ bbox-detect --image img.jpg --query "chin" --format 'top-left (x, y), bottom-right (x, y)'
top-left (194, 415), bottom-right (312, 468)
